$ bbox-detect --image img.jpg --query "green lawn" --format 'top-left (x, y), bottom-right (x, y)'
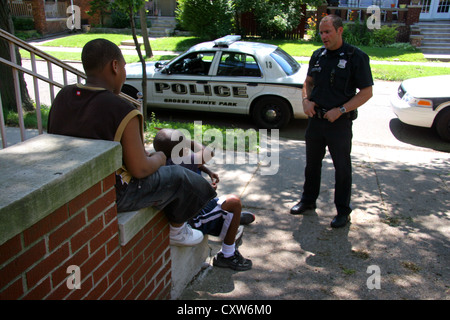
top-left (370, 64), bottom-right (450, 81)
top-left (29, 33), bottom-right (450, 81)
top-left (39, 33), bottom-right (134, 47)
top-left (40, 34), bottom-right (431, 62)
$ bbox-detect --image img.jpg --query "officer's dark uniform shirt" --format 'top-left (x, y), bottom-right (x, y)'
top-left (307, 42), bottom-right (373, 110)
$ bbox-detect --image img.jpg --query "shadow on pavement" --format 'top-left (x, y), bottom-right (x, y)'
top-left (389, 118), bottom-right (450, 153)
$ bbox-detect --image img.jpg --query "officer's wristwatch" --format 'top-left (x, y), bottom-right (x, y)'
top-left (339, 106), bottom-right (347, 114)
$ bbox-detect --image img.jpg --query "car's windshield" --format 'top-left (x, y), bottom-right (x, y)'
top-left (270, 48), bottom-right (300, 76)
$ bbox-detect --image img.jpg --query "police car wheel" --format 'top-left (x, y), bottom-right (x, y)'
top-left (252, 97), bottom-right (291, 129)
top-left (435, 107), bottom-right (450, 142)
top-left (121, 84), bottom-right (140, 100)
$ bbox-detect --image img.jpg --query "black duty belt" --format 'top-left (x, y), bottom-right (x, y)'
top-left (313, 106), bottom-right (357, 120)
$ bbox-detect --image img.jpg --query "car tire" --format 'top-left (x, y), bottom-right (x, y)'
top-left (435, 107), bottom-right (450, 142)
top-left (252, 96), bottom-right (291, 129)
top-left (121, 84), bottom-right (140, 100)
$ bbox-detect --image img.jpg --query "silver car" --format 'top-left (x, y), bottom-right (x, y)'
top-left (391, 75), bottom-right (450, 141)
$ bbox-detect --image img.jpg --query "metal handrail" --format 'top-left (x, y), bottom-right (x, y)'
top-left (0, 28), bottom-right (141, 149)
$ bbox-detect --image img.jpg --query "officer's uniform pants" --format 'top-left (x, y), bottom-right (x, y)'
top-left (301, 116), bottom-right (353, 216)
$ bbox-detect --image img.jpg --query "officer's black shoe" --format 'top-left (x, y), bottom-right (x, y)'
top-left (290, 202), bottom-right (316, 215)
top-left (330, 214), bottom-right (351, 228)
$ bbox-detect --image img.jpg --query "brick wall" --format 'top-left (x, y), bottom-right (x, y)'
top-left (31, 0), bottom-right (47, 34)
top-left (0, 173), bottom-right (172, 300)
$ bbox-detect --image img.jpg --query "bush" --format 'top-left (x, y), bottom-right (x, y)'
top-left (343, 20), bottom-right (398, 47)
top-left (371, 25), bottom-right (398, 46)
top-left (176, 0), bottom-right (234, 39)
top-left (254, 1), bottom-right (303, 39)
top-left (110, 10), bottom-right (130, 28)
top-left (343, 19), bottom-right (371, 46)
top-left (12, 17), bottom-right (35, 31)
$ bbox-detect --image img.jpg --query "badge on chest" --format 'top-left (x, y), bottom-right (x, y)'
top-left (338, 59), bottom-right (347, 69)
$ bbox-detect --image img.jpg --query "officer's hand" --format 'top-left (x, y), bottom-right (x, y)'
top-left (303, 99), bottom-right (316, 118)
top-left (324, 108), bottom-right (341, 123)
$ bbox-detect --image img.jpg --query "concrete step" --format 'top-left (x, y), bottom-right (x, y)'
top-left (149, 17), bottom-right (177, 28)
top-left (413, 21), bottom-right (450, 55)
top-left (420, 46), bottom-right (450, 54)
top-left (420, 29), bottom-right (450, 35)
top-left (170, 237), bottom-right (210, 299)
top-left (148, 17), bottom-right (177, 37)
top-left (422, 39), bottom-right (450, 46)
top-left (416, 23), bottom-right (450, 28)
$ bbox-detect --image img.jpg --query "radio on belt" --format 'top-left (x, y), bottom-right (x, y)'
top-left (214, 35), bottom-right (241, 48)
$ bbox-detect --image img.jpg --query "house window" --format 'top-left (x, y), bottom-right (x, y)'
top-left (421, 0), bottom-right (432, 13)
top-left (437, 0), bottom-right (450, 13)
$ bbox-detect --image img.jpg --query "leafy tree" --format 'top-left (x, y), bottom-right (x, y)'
top-left (176, 0), bottom-right (234, 39)
top-left (234, 0), bottom-right (308, 39)
top-left (86, 0), bottom-right (110, 26)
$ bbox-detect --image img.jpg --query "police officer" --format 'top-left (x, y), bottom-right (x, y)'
top-left (290, 14), bottom-right (373, 228)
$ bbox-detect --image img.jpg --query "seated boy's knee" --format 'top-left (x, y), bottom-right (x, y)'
top-left (223, 195), bottom-right (241, 211)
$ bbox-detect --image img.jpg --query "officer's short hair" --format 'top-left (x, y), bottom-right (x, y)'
top-left (320, 14), bottom-right (343, 31)
top-left (82, 38), bottom-right (123, 74)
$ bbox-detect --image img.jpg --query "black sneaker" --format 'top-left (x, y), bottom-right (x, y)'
top-left (240, 211), bottom-right (255, 225)
top-left (213, 250), bottom-right (252, 271)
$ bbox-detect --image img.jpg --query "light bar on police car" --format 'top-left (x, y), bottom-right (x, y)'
top-left (214, 35), bottom-right (242, 47)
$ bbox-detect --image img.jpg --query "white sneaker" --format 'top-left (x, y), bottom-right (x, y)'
top-left (170, 223), bottom-right (204, 246)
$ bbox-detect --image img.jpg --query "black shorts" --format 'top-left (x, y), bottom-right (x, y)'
top-left (189, 196), bottom-right (233, 240)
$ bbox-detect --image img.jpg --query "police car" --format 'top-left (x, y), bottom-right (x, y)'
top-left (122, 35), bottom-right (308, 129)
top-left (390, 75), bottom-right (450, 141)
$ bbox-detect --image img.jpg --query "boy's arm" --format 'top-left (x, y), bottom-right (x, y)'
top-left (121, 116), bottom-right (166, 178)
top-left (199, 165), bottom-right (219, 189)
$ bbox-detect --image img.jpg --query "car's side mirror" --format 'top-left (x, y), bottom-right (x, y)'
top-left (161, 67), bottom-right (171, 75)
top-left (156, 61), bottom-right (171, 74)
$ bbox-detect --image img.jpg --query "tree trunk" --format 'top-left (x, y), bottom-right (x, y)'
top-left (139, 7), bottom-right (153, 58)
top-left (0, 0), bottom-right (34, 113)
top-left (129, 5), bottom-right (148, 125)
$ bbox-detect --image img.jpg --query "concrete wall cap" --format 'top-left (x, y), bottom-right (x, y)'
top-left (0, 134), bottom-right (122, 246)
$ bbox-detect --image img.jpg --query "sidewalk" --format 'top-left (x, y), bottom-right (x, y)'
top-left (2, 121), bottom-right (449, 299)
top-left (179, 137), bottom-right (449, 300)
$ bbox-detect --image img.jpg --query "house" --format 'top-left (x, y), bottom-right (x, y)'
top-left (326, 0), bottom-right (449, 54)
top-left (415, 0), bottom-right (450, 54)
top-left (419, 0), bottom-right (450, 21)
top-left (7, 0), bottom-right (178, 35)
top-left (8, 0), bottom-right (450, 51)
top-left (150, 0), bottom-right (177, 16)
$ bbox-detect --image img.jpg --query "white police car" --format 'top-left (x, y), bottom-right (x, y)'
top-left (390, 75), bottom-right (450, 141)
top-left (123, 35), bottom-right (308, 129)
